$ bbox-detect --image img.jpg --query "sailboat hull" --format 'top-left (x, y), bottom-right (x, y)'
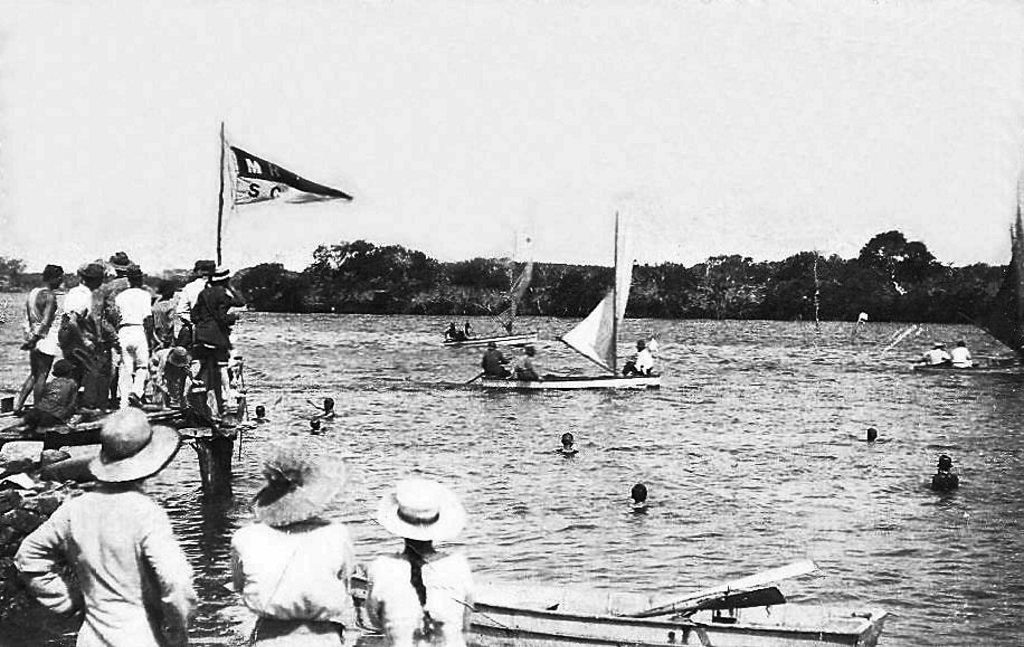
top-left (444, 332), bottom-right (539, 348)
top-left (479, 375), bottom-right (661, 390)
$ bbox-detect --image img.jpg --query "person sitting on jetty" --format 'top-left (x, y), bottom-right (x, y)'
top-left (950, 340), bottom-right (973, 368)
top-left (921, 342), bottom-right (952, 366)
top-left (150, 346), bottom-right (191, 409)
top-left (367, 478), bottom-right (473, 647)
top-left (481, 341), bottom-right (511, 379)
top-left (14, 264), bottom-right (65, 415)
top-left (232, 440), bottom-right (356, 646)
top-left (559, 432), bottom-right (578, 455)
top-left (115, 264), bottom-right (153, 409)
top-left (622, 340), bottom-right (655, 376)
top-left (514, 345), bottom-right (541, 381)
top-left (930, 454), bottom-right (960, 492)
top-left (22, 359), bottom-right (78, 432)
top-left (631, 483), bottom-right (648, 511)
top-left (16, 409), bottom-right (195, 647)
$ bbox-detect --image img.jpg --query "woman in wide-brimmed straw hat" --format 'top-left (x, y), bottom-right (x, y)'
top-left (15, 408), bottom-right (194, 647)
top-left (366, 478), bottom-right (473, 647)
top-left (231, 440), bottom-right (356, 646)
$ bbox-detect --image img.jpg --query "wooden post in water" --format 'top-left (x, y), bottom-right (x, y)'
top-left (185, 427), bottom-right (236, 497)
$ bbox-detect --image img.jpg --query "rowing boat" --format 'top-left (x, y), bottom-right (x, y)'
top-left (480, 374), bottom-right (660, 390)
top-left (444, 331), bottom-right (539, 348)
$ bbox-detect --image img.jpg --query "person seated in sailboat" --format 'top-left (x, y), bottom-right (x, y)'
top-left (514, 345), bottom-right (541, 381)
top-left (481, 342), bottom-right (511, 379)
top-left (444, 322), bottom-right (465, 342)
top-left (921, 342), bottom-right (951, 366)
top-left (463, 320), bottom-right (473, 339)
top-left (950, 340), bottom-right (973, 368)
top-left (622, 340), bottom-right (655, 376)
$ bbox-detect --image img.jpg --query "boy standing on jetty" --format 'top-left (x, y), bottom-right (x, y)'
top-left (16, 409), bottom-right (196, 646)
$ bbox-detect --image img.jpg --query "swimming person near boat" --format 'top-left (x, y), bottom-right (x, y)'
top-left (514, 345), bottom-right (541, 381)
top-left (16, 409), bottom-right (195, 647)
top-left (308, 397), bottom-right (336, 419)
top-left (367, 478), bottom-right (473, 647)
top-left (950, 340), bottom-right (973, 368)
top-left (622, 339), bottom-right (655, 376)
top-left (559, 432), bottom-right (578, 455)
top-left (921, 342), bottom-right (952, 366)
top-left (481, 341), bottom-right (511, 378)
top-left (231, 441), bottom-right (356, 646)
top-left (631, 483), bottom-right (648, 511)
top-left (930, 454), bottom-right (960, 492)
top-left (15, 264), bottom-right (65, 415)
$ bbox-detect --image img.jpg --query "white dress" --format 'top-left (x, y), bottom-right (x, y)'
top-left (366, 551), bottom-right (473, 647)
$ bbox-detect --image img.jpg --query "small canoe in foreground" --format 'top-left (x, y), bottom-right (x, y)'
top-left (444, 332), bottom-right (540, 348)
top-left (480, 375), bottom-right (661, 390)
top-left (912, 359), bottom-right (1022, 375)
top-left (468, 583), bottom-right (887, 647)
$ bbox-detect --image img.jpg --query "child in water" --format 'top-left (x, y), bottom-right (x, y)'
top-left (308, 397), bottom-right (336, 419)
top-left (559, 432), bottom-right (578, 456)
top-left (253, 405), bottom-right (267, 423)
top-left (630, 483), bottom-right (648, 512)
top-left (930, 454), bottom-right (959, 492)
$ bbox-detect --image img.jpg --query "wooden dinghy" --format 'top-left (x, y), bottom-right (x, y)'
top-left (0, 407), bottom-right (186, 449)
top-left (912, 357), bottom-right (1022, 375)
top-left (444, 331), bottom-right (539, 348)
top-left (480, 374), bottom-right (660, 390)
top-left (469, 582), bottom-right (887, 647)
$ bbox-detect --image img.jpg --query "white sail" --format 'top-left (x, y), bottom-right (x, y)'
top-left (561, 214), bottom-right (633, 373)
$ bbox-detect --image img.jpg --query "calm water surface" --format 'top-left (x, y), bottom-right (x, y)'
top-left (2, 310), bottom-right (1023, 645)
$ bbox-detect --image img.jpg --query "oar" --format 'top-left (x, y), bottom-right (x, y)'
top-left (627, 559), bottom-right (818, 618)
top-left (465, 371), bottom-right (486, 385)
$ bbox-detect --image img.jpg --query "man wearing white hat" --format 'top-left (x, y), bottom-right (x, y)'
top-left (16, 409), bottom-right (195, 647)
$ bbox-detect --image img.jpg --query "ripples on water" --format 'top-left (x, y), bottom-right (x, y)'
top-left (2, 312), bottom-right (1024, 645)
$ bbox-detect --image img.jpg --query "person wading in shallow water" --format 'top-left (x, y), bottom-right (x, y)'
top-left (232, 440), bottom-right (356, 646)
top-left (930, 454), bottom-right (960, 492)
top-left (367, 478), bottom-right (474, 647)
top-left (16, 409), bottom-right (195, 647)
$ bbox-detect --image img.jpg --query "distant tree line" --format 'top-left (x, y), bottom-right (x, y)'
top-left (0, 230), bottom-right (1006, 323)
top-left (230, 231), bottom-right (1004, 323)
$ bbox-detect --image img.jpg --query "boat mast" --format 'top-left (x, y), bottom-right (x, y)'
top-left (611, 212), bottom-right (619, 374)
top-left (216, 121), bottom-right (226, 266)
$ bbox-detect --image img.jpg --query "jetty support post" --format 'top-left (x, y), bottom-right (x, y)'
top-left (181, 427), bottom-right (236, 497)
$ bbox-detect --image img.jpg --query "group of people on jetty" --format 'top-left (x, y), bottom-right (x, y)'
top-left (12, 254), bottom-right (245, 433)
top-left (15, 408), bottom-right (472, 647)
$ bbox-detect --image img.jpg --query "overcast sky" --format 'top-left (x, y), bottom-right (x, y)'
top-left (3, 0), bottom-right (1024, 273)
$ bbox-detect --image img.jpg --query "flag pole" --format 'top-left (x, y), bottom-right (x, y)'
top-left (216, 121), bottom-right (226, 266)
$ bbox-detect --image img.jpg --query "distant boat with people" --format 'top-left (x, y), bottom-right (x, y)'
top-left (480, 213), bottom-right (660, 390)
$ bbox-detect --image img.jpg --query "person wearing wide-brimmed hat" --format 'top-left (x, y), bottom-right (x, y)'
top-left (366, 478), bottom-right (473, 647)
top-left (15, 409), bottom-right (195, 647)
top-left (14, 264), bottom-right (65, 415)
top-left (921, 341), bottom-right (952, 366)
top-left (231, 440), bottom-right (356, 646)
top-left (114, 264), bottom-right (154, 408)
top-left (149, 345), bottom-right (192, 408)
top-left (191, 266), bottom-right (245, 410)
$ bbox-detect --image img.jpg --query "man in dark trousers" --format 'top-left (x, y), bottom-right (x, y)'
top-left (191, 267), bottom-right (245, 412)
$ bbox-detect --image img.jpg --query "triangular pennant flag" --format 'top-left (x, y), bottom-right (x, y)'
top-left (227, 144), bottom-right (353, 205)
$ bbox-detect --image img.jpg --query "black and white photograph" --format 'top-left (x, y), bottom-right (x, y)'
top-left (1, 1), bottom-right (1023, 645)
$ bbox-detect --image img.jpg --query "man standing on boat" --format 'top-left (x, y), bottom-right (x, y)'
top-left (114, 265), bottom-right (154, 408)
top-left (481, 341), bottom-right (511, 379)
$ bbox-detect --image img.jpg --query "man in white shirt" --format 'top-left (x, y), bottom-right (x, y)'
top-left (922, 342), bottom-right (952, 366)
top-left (114, 265), bottom-right (153, 408)
top-left (950, 340), bottom-right (973, 368)
top-left (623, 339), bottom-right (655, 376)
top-left (174, 260), bottom-right (216, 343)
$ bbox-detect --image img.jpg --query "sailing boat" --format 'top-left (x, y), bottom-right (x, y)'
top-left (443, 238), bottom-right (540, 348)
top-left (481, 213), bottom-right (661, 390)
top-left (915, 181), bottom-right (1024, 374)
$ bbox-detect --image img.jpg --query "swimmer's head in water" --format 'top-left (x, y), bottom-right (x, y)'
top-left (255, 405), bottom-right (266, 418)
top-left (310, 419), bottom-right (321, 431)
top-left (561, 432), bottom-right (574, 447)
top-left (866, 427), bottom-right (878, 442)
top-left (323, 397), bottom-right (335, 412)
top-left (938, 454), bottom-right (953, 471)
top-left (631, 483), bottom-right (648, 503)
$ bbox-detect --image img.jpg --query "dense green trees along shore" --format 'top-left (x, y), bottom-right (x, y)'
top-left (0, 230), bottom-right (1005, 323)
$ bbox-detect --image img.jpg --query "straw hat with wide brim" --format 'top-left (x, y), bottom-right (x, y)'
top-left (89, 409), bottom-right (181, 483)
top-left (376, 478), bottom-right (466, 542)
top-left (253, 441), bottom-right (349, 527)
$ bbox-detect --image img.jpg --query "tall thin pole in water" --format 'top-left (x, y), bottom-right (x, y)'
top-left (813, 251), bottom-right (821, 328)
top-left (216, 121), bottom-right (226, 266)
top-left (611, 212), bottom-right (619, 374)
